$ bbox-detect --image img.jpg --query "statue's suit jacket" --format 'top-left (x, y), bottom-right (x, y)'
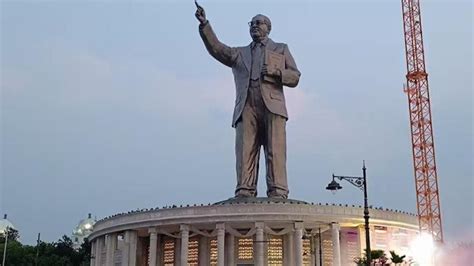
top-left (199, 22), bottom-right (301, 127)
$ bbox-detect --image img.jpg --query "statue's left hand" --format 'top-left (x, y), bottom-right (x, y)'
top-left (262, 65), bottom-right (281, 77)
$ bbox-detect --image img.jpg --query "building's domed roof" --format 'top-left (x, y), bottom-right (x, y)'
top-left (72, 213), bottom-right (96, 237)
top-left (0, 214), bottom-right (15, 235)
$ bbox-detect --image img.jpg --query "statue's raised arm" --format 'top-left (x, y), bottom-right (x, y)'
top-left (195, 2), bottom-right (238, 67)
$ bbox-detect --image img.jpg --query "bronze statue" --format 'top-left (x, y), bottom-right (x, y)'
top-left (195, 2), bottom-right (300, 198)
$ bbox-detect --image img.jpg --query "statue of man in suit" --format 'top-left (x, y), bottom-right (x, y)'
top-left (195, 3), bottom-right (301, 199)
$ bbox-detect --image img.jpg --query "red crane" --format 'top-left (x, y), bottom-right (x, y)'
top-left (401, 0), bottom-right (443, 243)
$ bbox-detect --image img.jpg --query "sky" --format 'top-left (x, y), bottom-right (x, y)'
top-left (1, 0), bottom-right (472, 245)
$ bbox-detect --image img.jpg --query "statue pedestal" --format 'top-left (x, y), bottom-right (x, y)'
top-left (214, 197), bottom-right (308, 205)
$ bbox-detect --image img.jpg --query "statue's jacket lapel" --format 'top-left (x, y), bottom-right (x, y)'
top-left (231, 39), bottom-right (287, 127)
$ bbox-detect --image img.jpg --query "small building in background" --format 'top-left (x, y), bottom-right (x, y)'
top-left (0, 214), bottom-right (15, 236)
top-left (72, 213), bottom-right (96, 250)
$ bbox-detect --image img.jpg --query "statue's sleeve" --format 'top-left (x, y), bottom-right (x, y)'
top-left (281, 44), bottom-right (301, 88)
top-left (199, 21), bottom-right (239, 68)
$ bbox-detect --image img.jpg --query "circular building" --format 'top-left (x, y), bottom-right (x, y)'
top-left (88, 198), bottom-right (418, 266)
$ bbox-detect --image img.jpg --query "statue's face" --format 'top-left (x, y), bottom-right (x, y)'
top-left (249, 15), bottom-right (269, 41)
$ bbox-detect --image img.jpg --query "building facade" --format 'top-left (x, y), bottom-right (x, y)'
top-left (88, 199), bottom-right (418, 266)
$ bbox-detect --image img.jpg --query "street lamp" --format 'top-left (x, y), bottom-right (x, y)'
top-left (2, 226), bottom-right (8, 266)
top-left (326, 161), bottom-right (372, 266)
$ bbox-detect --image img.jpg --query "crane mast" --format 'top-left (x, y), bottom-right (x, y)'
top-left (401, 0), bottom-right (443, 243)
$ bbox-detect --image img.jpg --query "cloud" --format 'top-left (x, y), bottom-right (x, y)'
top-left (285, 85), bottom-right (359, 155)
top-left (2, 41), bottom-right (115, 108)
top-left (140, 69), bottom-right (236, 122)
top-left (2, 41), bottom-right (238, 126)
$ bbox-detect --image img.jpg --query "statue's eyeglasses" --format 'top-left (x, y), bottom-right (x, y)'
top-left (248, 20), bottom-right (266, 27)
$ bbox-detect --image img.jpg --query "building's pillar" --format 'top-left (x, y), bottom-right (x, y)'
top-left (226, 233), bottom-right (235, 266)
top-left (331, 223), bottom-right (341, 266)
top-left (95, 236), bottom-right (104, 266)
top-left (94, 237), bottom-right (99, 266)
top-left (91, 240), bottom-right (96, 266)
top-left (216, 223), bottom-right (225, 266)
top-left (123, 230), bottom-right (138, 266)
top-left (149, 228), bottom-right (158, 266)
top-left (294, 222), bottom-right (304, 266)
top-left (199, 236), bottom-right (209, 266)
top-left (284, 230), bottom-right (294, 266)
top-left (112, 234), bottom-right (118, 263)
top-left (255, 222), bottom-right (265, 266)
top-left (130, 231), bottom-right (138, 266)
top-left (122, 234), bottom-right (129, 266)
top-left (180, 225), bottom-right (190, 266)
top-left (105, 234), bottom-right (117, 266)
top-left (310, 235), bottom-right (316, 266)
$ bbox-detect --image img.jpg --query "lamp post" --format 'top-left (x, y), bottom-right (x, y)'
top-left (318, 228), bottom-right (322, 266)
top-left (35, 233), bottom-right (41, 266)
top-left (326, 161), bottom-right (371, 266)
top-left (2, 226), bottom-right (8, 266)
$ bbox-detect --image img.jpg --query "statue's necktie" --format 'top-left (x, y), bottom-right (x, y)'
top-left (251, 43), bottom-right (263, 80)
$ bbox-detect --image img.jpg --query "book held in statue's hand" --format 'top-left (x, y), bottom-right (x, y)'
top-left (263, 50), bottom-right (284, 84)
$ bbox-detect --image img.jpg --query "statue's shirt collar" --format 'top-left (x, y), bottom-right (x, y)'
top-left (251, 37), bottom-right (269, 48)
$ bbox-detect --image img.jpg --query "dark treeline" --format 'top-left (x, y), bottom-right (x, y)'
top-left (0, 228), bottom-right (91, 266)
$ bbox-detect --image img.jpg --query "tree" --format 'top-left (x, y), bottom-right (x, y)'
top-left (76, 237), bottom-right (91, 265)
top-left (0, 227), bottom-right (20, 243)
top-left (55, 235), bottom-right (75, 258)
top-left (36, 240), bottom-right (71, 265)
top-left (390, 250), bottom-right (406, 265)
top-left (354, 249), bottom-right (390, 266)
top-left (354, 256), bottom-right (368, 266)
top-left (0, 232), bottom-right (92, 266)
top-left (0, 228), bottom-right (34, 265)
top-left (371, 249), bottom-right (389, 265)
top-left (0, 240), bottom-right (35, 265)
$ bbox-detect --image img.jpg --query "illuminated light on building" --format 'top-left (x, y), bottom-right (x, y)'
top-left (302, 238), bottom-right (311, 265)
top-left (322, 238), bottom-right (334, 266)
top-left (267, 237), bottom-right (283, 265)
top-left (374, 225), bottom-right (389, 249)
top-left (237, 237), bottom-right (254, 261)
top-left (341, 229), bottom-right (360, 265)
top-left (188, 238), bottom-right (199, 266)
top-left (163, 239), bottom-right (175, 266)
top-left (409, 232), bottom-right (435, 266)
top-left (209, 238), bottom-right (218, 265)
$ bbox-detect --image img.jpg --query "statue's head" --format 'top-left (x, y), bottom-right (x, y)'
top-left (249, 14), bottom-right (271, 42)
